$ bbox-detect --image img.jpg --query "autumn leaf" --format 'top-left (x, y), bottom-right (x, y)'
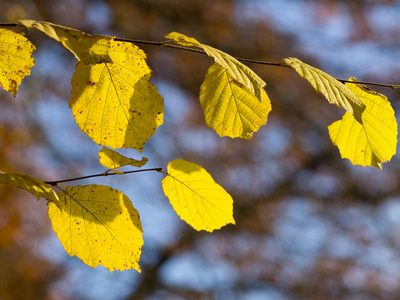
top-left (18, 19), bottom-right (112, 64)
top-left (99, 146), bottom-right (148, 171)
top-left (165, 32), bottom-right (266, 102)
top-left (0, 171), bottom-right (60, 207)
top-left (48, 185), bottom-right (143, 272)
top-left (161, 159), bottom-right (235, 232)
top-left (200, 63), bottom-right (271, 139)
top-left (0, 28), bottom-right (35, 96)
top-left (328, 78), bottom-right (397, 169)
top-left (70, 40), bottom-right (164, 151)
top-left (283, 57), bottom-right (366, 123)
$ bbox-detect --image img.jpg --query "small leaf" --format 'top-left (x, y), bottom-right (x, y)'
top-left (48, 185), bottom-right (143, 272)
top-left (328, 78), bottom-right (398, 169)
top-left (99, 146), bottom-right (148, 170)
top-left (200, 63), bottom-right (271, 139)
top-left (70, 40), bottom-right (164, 151)
top-left (161, 159), bottom-right (235, 232)
top-left (165, 32), bottom-right (266, 101)
top-left (283, 57), bottom-right (366, 123)
top-left (0, 28), bottom-right (35, 96)
top-left (0, 171), bottom-right (60, 207)
top-left (18, 20), bottom-right (111, 64)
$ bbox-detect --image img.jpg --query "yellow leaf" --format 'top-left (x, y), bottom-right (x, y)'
top-left (165, 32), bottom-right (266, 101)
top-left (0, 28), bottom-right (35, 96)
top-left (200, 63), bottom-right (271, 139)
top-left (0, 171), bottom-right (60, 207)
top-left (48, 185), bottom-right (143, 272)
top-left (70, 40), bottom-right (164, 151)
top-left (18, 20), bottom-right (111, 64)
top-left (283, 57), bottom-right (366, 123)
top-left (328, 78), bottom-right (398, 169)
top-left (99, 146), bottom-right (148, 170)
top-left (161, 159), bottom-right (235, 232)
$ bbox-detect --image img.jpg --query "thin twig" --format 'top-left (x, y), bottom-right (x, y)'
top-left (44, 168), bottom-right (163, 186)
top-left (337, 78), bottom-right (400, 89)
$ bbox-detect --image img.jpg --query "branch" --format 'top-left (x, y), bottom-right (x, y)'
top-left (116, 37), bottom-right (400, 88)
top-left (44, 168), bottom-right (163, 186)
top-left (1, 22), bottom-right (398, 89)
top-left (0, 23), bottom-right (17, 27)
top-left (115, 37), bottom-right (284, 67)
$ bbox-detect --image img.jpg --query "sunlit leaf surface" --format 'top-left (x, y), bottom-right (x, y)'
top-left (48, 185), bottom-right (143, 272)
top-left (328, 78), bottom-right (397, 169)
top-left (200, 63), bottom-right (271, 139)
top-left (161, 159), bottom-right (235, 232)
top-left (0, 28), bottom-right (35, 96)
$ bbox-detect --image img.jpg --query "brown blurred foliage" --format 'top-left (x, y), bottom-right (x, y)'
top-left (1, 0), bottom-right (400, 299)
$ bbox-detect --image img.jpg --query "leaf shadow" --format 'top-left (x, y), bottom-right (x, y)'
top-left (58, 185), bottom-right (142, 232)
top-left (69, 62), bottom-right (163, 151)
top-left (169, 159), bottom-right (203, 175)
top-left (122, 74), bottom-right (164, 151)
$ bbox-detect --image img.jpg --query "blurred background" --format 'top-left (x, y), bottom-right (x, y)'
top-left (1, 0), bottom-right (400, 299)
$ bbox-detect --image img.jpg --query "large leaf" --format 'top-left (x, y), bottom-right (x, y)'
top-left (18, 20), bottom-right (111, 64)
top-left (0, 28), bottom-right (35, 96)
top-left (161, 159), bottom-right (235, 232)
top-left (99, 146), bottom-right (148, 171)
top-left (200, 63), bottom-right (271, 139)
top-left (328, 78), bottom-right (397, 169)
top-left (0, 171), bottom-right (60, 207)
top-left (70, 39), bottom-right (164, 151)
top-left (48, 185), bottom-right (143, 272)
top-left (165, 32), bottom-right (266, 101)
top-left (283, 57), bottom-right (366, 123)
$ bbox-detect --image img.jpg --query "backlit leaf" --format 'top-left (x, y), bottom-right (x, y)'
top-left (48, 185), bottom-right (143, 272)
top-left (99, 146), bottom-right (148, 170)
top-left (328, 78), bottom-right (397, 169)
top-left (18, 19), bottom-right (111, 64)
top-left (283, 57), bottom-right (366, 123)
top-left (200, 63), bottom-right (271, 139)
top-left (0, 28), bottom-right (35, 96)
top-left (0, 171), bottom-right (60, 207)
top-left (70, 40), bottom-right (164, 151)
top-left (161, 159), bottom-right (235, 232)
top-left (165, 32), bottom-right (266, 101)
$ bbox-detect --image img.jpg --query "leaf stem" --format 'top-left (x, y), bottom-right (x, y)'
top-left (44, 168), bottom-right (163, 186)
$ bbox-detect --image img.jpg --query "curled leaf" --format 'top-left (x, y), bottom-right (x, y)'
top-left (99, 146), bottom-right (148, 170)
top-left (283, 57), bottom-right (366, 123)
top-left (165, 32), bottom-right (266, 101)
top-left (19, 19), bottom-right (111, 64)
top-left (0, 171), bottom-right (60, 207)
